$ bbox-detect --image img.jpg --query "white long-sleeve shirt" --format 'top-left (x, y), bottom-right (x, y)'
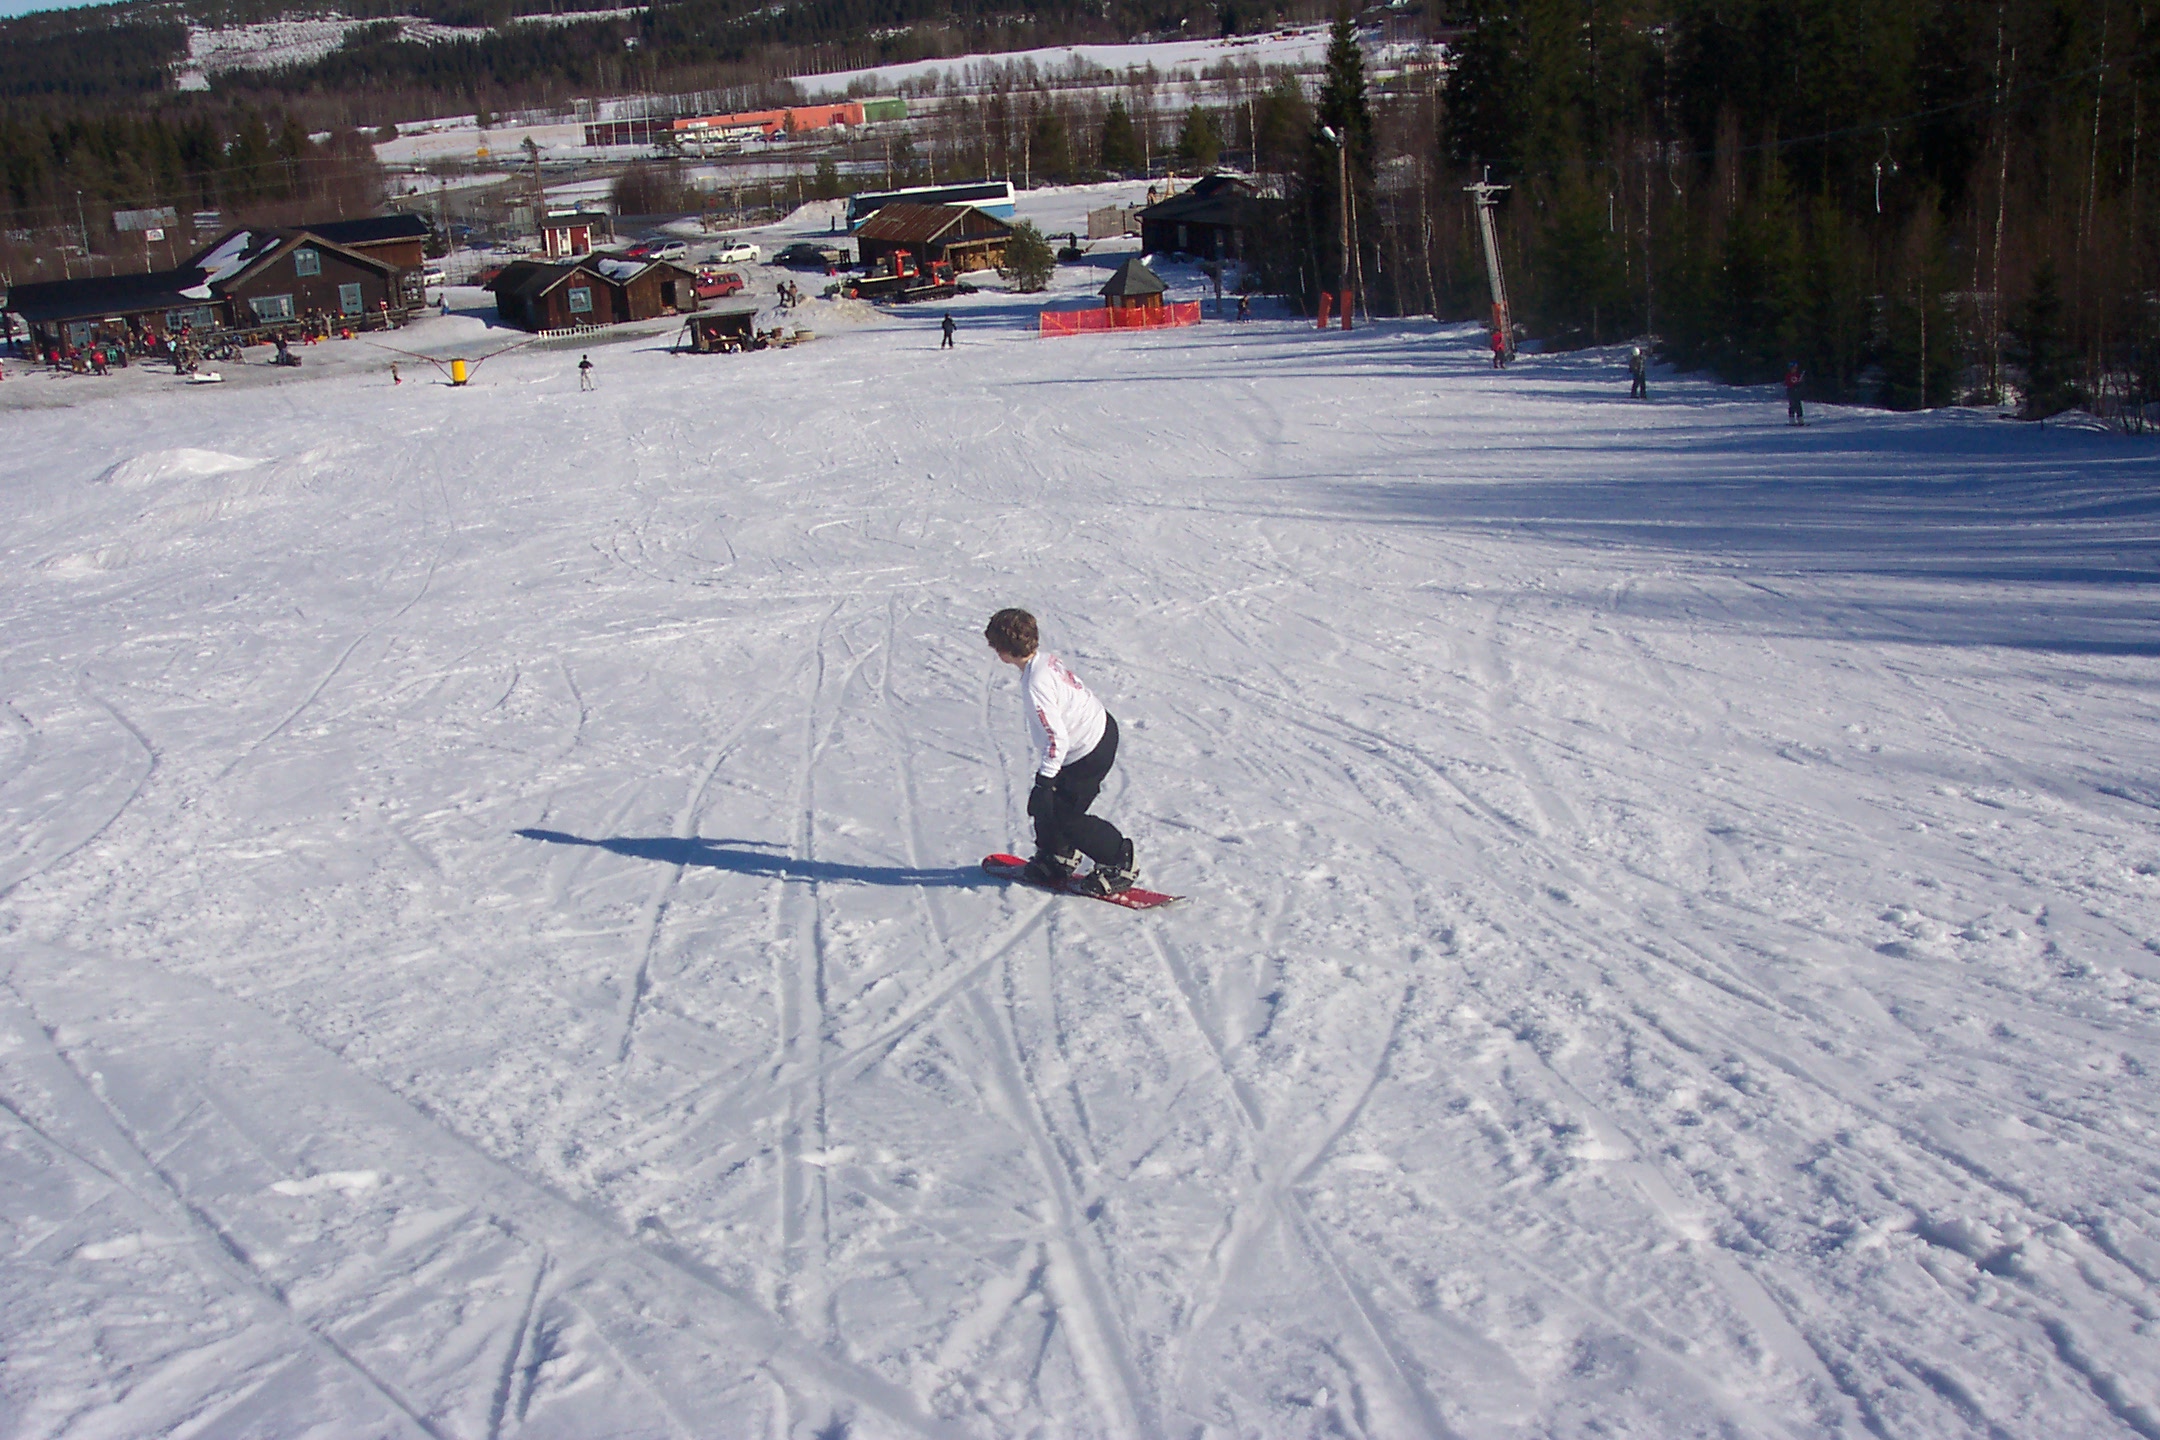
top-left (1019, 651), bottom-right (1107, 778)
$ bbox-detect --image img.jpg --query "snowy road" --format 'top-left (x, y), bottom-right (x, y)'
top-left (2, 293), bottom-right (2158, 1438)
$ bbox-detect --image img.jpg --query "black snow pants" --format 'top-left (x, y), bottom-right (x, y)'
top-left (1034, 714), bottom-right (1125, 867)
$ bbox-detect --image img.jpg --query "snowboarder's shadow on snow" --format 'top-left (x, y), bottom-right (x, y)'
top-left (515, 829), bottom-right (989, 889)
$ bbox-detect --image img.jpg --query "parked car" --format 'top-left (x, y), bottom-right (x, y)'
top-left (693, 269), bottom-right (745, 300)
top-left (773, 242), bottom-right (848, 269)
top-left (711, 239), bottom-right (759, 264)
top-left (653, 239), bottom-right (689, 261)
top-left (421, 266), bottom-right (447, 287)
top-left (621, 242), bottom-right (657, 259)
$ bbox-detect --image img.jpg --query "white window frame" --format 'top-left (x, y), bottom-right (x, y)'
top-left (250, 294), bottom-right (295, 322)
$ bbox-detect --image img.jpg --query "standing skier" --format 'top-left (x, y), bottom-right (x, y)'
top-left (1628, 346), bottom-right (1648, 399)
top-left (986, 608), bottom-right (1138, 896)
top-left (578, 354), bottom-right (595, 391)
top-left (941, 313), bottom-right (957, 349)
top-left (1784, 361), bottom-right (1804, 425)
top-left (1490, 327), bottom-right (1508, 369)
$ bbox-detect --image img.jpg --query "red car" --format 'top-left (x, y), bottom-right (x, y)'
top-left (694, 269), bottom-right (745, 300)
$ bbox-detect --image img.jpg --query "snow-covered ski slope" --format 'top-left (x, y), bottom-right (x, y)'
top-left (2, 295), bottom-right (2158, 1439)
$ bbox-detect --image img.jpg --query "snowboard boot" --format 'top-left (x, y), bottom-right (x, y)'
top-left (1022, 848), bottom-right (1081, 887)
top-left (1073, 839), bottom-right (1137, 898)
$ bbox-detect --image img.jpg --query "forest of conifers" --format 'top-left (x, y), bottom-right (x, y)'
top-left (0, 0), bottom-right (2142, 417)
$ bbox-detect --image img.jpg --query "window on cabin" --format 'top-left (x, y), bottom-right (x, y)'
top-left (250, 294), bottom-right (295, 322)
top-left (567, 286), bottom-right (593, 314)
top-left (338, 283), bottom-right (364, 315)
top-left (293, 247), bottom-right (321, 277)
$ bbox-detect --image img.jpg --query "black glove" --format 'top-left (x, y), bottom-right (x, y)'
top-left (1027, 774), bottom-right (1056, 819)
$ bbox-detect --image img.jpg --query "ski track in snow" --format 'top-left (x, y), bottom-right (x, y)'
top-left (1, 287), bottom-right (2158, 1439)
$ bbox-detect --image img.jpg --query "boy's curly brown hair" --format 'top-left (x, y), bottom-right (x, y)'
top-left (984, 608), bottom-right (1038, 659)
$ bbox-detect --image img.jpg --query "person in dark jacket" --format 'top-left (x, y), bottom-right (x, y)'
top-left (1628, 346), bottom-right (1648, 399)
top-left (940, 313), bottom-right (957, 349)
top-left (1784, 361), bottom-right (1805, 425)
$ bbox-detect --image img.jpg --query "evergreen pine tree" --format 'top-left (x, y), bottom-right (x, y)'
top-left (1101, 98), bottom-right (1142, 174)
top-left (1176, 105), bottom-right (1222, 170)
top-left (1303, 7), bottom-right (1375, 306)
top-left (2008, 261), bottom-right (2076, 419)
top-left (1878, 209), bottom-right (1958, 411)
top-left (1533, 166), bottom-right (1627, 346)
top-left (1716, 156), bottom-right (1805, 382)
top-left (1000, 219), bottom-right (1056, 292)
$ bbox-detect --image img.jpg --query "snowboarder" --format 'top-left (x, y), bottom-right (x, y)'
top-left (985, 608), bottom-right (1138, 897)
top-left (940, 313), bottom-right (956, 349)
top-left (1628, 346), bottom-right (1647, 399)
top-left (1784, 361), bottom-right (1804, 425)
top-left (1490, 328), bottom-right (1508, 369)
top-left (578, 354), bottom-right (594, 391)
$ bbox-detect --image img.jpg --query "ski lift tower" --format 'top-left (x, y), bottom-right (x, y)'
top-left (1465, 168), bottom-right (1514, 362)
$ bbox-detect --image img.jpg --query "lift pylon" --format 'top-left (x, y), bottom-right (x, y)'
top-left (1465, 169), bottom-right (1514, 363)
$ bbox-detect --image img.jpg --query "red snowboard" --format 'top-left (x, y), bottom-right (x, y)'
top-left (981, 853), bottom-right (1183, 910)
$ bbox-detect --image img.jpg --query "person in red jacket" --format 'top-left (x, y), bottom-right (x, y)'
top-left (1490, 327), bottom-right (1508, 369)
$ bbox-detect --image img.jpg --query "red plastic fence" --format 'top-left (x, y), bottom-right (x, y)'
top-left (1039, 302), bottom-right (1202, 336)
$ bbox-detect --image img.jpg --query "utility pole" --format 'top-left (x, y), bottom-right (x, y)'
top-left (524, 137), bottom-right (544, 246)
top-left (1319, 125), bottom-right (1351, 330)
top-left (1466, 168), bottom-right (1514, 362)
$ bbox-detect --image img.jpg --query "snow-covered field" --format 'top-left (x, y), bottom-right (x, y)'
top-left (3, 254), bottom-right (2159, 1439)
top-left (789, 26), bottom-right (1371, 98)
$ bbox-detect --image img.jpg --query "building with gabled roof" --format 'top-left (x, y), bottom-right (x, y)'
top-left (486, 256), bottom-right (699, 332)
top-left (300, 212), bottom-right (434, 273)
top-left (5, 227), bottom-right (405, 355)
top-left (853, 202), bottom-right (1013, 274)
top-left (1136, 174), bottom-right (1284, 262)
top-left (1100, 256), bottom-right (1169, 310)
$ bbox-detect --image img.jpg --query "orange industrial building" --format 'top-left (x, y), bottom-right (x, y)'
top-left (674, 103), bottom-right (863, 143)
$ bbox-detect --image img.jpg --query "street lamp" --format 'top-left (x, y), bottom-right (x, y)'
top-left (1317, 125), bottom-right (1350, 331)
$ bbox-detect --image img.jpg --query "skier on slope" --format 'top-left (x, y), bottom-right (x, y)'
top-left (986, 608), bottom-right (1139, 897)
top-left (1628, 345), bottom-right (1648, 399)
top-left (1784, 360), bottom-right (1805, 425)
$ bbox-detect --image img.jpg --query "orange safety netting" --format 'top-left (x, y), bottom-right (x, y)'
top-left (1039, 302), bottom-right (1202, 337)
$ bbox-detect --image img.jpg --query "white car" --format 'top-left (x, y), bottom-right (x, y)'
top-left (421, 266), bottom-right (447, 287)
top-left (711, 240), bottom-right (760, 264)
top-left (653, 239), bottom-right (689, 261)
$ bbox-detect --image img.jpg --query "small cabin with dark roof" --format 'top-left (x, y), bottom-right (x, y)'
top-left (487, 257), bottom-right (699, 332)
top-left (1100, 256), bottom-right (1169, 311)
top-left (1136, 174), bottom-right (1283, 262)
top-left (853, 202), bottom-right (1013, 273)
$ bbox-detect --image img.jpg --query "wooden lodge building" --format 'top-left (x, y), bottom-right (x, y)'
top-left (1136, 174), bottom-right (1282, 262)
top-left (487, 256), bottom-right (700, 332)
top-left (4, 226), bottom-right (408, 355)
top-left (852, 203), bottom-right (1013, 274)
top-left (304, 212), bottom-right (435, 308)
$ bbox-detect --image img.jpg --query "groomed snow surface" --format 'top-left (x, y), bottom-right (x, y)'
top-left (3, 266), bottom-right (2159, 1440)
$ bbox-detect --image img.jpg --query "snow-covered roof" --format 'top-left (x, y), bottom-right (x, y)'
top-left (194, 230), bottom-right (262, 287)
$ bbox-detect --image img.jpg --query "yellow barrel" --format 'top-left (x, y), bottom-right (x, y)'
top-left (449, 358), bottom-right (469, 385)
